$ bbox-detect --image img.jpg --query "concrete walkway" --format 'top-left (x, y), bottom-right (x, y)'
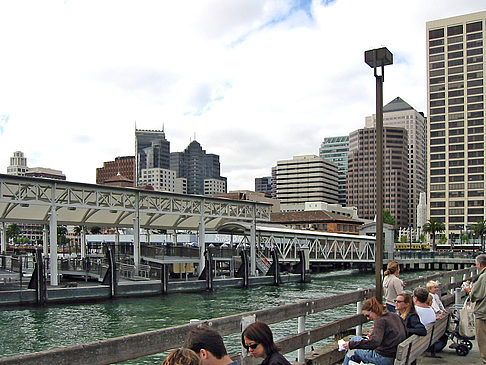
top-left (417, 337), bottom-right (481, 364)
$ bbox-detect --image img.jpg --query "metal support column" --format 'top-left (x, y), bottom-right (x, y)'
top-left (80, 227), bottom-right (86, 259)
top-left (199, 215), bottom-right (206, 276)
top-left (0, 222), bottom-right (6, 253)
top-left (42, 225), bottom-right (48, 258)
top-left (133, 194), bottom-right (140, 270)
top-left (49, 206), bottom-right (58, 286)
top-left (250, 212), bottom-right (256, 276)
top-left (297, 315), bottom-right (306, 362)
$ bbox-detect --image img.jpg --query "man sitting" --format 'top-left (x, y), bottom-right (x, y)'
top-left (184, 325), bottom-right (238, 365)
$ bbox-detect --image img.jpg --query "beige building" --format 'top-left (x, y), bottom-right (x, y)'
top-left (139, 167), bottom-right (187, 194)
top-left (426, 11), bottom-right (486, 236)
top-left (204, 178), bottom-right (227, 196)
top-left (366, 97), bottom-right (427, 228)
top-left (274, 155), bottom-right (338, 209)
top-left (214, 190), bottom-right (280, 212)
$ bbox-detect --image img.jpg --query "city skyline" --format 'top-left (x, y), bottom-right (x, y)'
top-left (0, 1), bottom-right (484, 191)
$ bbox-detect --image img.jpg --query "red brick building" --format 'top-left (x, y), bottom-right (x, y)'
top-left (96, 156), bottom-right (135, 187)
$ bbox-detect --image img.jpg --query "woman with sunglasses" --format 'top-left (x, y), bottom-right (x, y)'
top-left (241, 321), bottom-right (291, 365)
top-left (395, 293), bottom-right (426, 336)
top-left (342, 297), bottom-right (407, 365)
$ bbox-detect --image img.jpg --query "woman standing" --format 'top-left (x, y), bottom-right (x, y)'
top-left (383, 261), bottom-right (403, 312)
top-left (242, 321), bottom-right (291, 365)
top-left (395, 293), bottom-right (426, 336)
top-left (343, 297), bottom-right (407, 365)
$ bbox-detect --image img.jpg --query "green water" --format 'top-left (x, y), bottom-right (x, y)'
top-left (0, 270), bottom-right (432, 363)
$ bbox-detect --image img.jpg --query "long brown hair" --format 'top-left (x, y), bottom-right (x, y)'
top-left (397, 293), bottom-right (415, 320)
top-left (162, 348), bottom-right (201, 365)
top-left (384, 261), bottom-right (400, 276)
top-left (362, 297), bottom-right (385, 317)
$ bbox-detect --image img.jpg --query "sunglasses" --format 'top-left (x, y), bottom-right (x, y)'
top-left (244, 343), bottom-right (259, 350)
top-left (394, 299), bottom-right (404, 303)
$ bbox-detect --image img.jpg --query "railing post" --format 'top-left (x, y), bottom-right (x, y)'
top-left (298, 315), bottom-right (306, 362)
top-left (455, 288), bottom-right (462, 305)
top-left (450, 276), bottom-right (456, 295)
top-left (356, 290), bottom-right (363, 336)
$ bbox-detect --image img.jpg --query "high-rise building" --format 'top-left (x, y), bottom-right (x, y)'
top-left (426, 11), bottom-right (486, 236)
top-left (347, 127), bottom-right (409, 227)
top-left (274, 155), bottom-right (338, 210)
top-left (255, 176), bottom-right (272, 197)
top-left (6, 151), bottom-right (65, 180)
top-left (365, 97), bottom-right (427, 228)
top-left (139, 167), bottom-right (187, 193)
top-left (170, 140), bottom-right (227, 196)
top-left (96, 156), bottom-right (135, 187)
top-left (7, 151), bottom-right (28, 176)
top-left (319, 136), bottom-right (349, 206)
top-left (135, 128), bottom-right (170, 186)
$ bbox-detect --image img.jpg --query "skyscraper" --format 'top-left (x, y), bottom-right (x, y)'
top-left (170, 140), bottom-right (226, 196)
top-left (319, 136), bottom-right (349, 206)
top-left (347, 127), bottom-right (409, 227)
top-left (365, 97), bottom-right (427, 228)
top-left (135, 128), bottom-right (170, 186)
top-left (274, 155), bottom-right (338, 210)
top-left (426, 11), bottom-right (486, 236)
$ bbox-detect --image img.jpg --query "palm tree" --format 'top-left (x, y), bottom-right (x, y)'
top-left (422, 218), bottom-right (445, 251)
top-left (73, 226), bottom-right (82, 256)
top-left (471, 219), bottom-right (486, 252)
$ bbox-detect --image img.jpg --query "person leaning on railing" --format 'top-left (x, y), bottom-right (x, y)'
top-left (342, 297), bottom-right (407, 365)
top-left (383, 261), bottom-right (404, 313)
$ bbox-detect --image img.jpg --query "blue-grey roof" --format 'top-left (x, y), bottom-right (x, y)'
top-left (383, 97), bottom-right (414, 112)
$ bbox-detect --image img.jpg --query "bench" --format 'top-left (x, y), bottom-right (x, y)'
top-left (394, 313), bottom-right (449, 365)
top-left (348, 314), bottom-right (449, 365)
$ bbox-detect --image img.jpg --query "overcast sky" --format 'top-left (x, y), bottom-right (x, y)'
top-left (0, 0), bottom-right (485, 190)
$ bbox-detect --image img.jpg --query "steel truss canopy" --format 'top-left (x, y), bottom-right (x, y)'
top-left (0, 174), bottom-right (272, 230)
top-left (217, 222), bottom-right (376, 263)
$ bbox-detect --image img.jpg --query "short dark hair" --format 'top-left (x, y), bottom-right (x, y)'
top-left (241, 322), bottom-right (280, 356)
top-left (184, 326), bottom-right (228, 359)
top-left (413, 287), bottom-right (429, 303)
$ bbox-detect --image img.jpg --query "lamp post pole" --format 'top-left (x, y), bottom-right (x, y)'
top-left (365, 47), bottom-right (393, 304)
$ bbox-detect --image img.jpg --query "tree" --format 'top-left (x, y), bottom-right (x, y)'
top-left (471, 219), bottom-right (486, 252)
top-left (383, 209), bottom-right (396, 226)
top-left (73, 226), bottom-right (82, 255)
top-left (6, 223), bottom-right (20, 243)
top-left (422, 218), bottom-right (445, 251)
top-left (90, 226), bottom-right (102, 234)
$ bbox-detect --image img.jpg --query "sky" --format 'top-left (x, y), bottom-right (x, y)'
top-left (0, 0), bottom-right (485, 191)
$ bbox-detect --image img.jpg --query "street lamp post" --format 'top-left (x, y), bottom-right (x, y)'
top-left (365, 47), bottom-right (393, 304)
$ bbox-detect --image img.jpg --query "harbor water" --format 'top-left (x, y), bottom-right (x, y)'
top-left (0, 269), bottom-right (434, 364)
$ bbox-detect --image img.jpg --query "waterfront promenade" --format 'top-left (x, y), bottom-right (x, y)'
top-left (0, 266), bottom-right (478, 365)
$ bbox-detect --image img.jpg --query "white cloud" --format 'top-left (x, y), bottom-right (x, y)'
top-left (0, 0), bottom-right (484, 189)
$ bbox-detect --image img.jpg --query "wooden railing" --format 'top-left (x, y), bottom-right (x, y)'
top-left (0, 266), bottom-right (478, 365)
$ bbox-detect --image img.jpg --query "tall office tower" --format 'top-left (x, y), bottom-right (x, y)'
top-left (96, 156), bottom-right (135, 187)
top-left (274, 155), bottom-right (338, 211)
top-left (319, 136), bottom-right (349, 206)
top-left (347, 127), bottom-right (409, 227)
top-left (7, 151), bottom-right (28, 176)
top-left (255, 176), bottom-right (272, 196)
top-left (135, 128), bottom-right (170, 186)
top-left (365, 97), bottom-right (427, 228)
top-left (170, 140), bottom-right (227, 195)
top-left (426, 11), bottom-right (486, 237)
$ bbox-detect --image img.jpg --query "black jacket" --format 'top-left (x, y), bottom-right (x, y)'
top-left (261, 351), bottom-right (291, 365)
top-left (404, 312), bottom-right (427, 336)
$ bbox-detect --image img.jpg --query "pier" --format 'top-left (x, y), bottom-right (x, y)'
top-left (0, 266), bottom-right (478, 365)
